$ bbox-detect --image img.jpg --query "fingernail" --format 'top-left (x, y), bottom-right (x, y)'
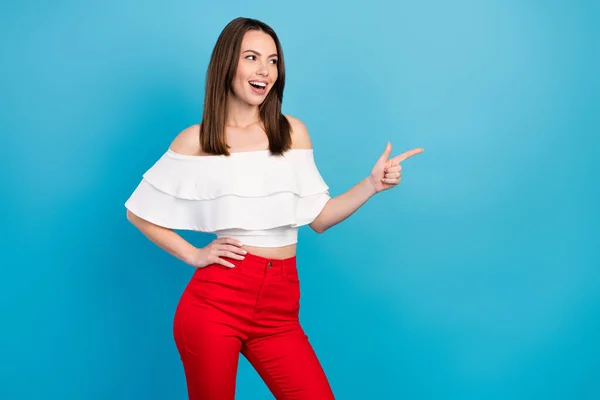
top-left (242, 250), bottom-right (247, 254)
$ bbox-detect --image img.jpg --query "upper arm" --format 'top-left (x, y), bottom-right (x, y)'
top-left (285, 115), bottom-right (329, 233)
top-left (169, 124), bottom-right (202, 155)
top-left (285, 115), bottom-right (313, 149)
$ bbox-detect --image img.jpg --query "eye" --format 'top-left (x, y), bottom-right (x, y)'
top-left (244, 55), bottom-right (278, 65)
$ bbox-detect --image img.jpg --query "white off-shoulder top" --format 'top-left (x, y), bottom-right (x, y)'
top-left (124, 147), bottom-right (331, 247)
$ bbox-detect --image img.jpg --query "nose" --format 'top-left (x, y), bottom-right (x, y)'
top-left (256, 61), bottom-right (269, 77)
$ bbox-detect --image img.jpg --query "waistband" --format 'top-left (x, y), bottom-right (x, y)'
top-left (225, 251), bottom-right (297, 276)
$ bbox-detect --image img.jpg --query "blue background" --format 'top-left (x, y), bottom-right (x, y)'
top-left (2, 0), bottom-right (599, 399)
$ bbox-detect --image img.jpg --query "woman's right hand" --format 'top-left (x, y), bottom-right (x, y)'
top-left (187, 237), bottom-right (247, 269)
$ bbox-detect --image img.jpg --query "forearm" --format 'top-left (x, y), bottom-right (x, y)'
top-left (126, 211), bottom-right (197, 265)
top-left (311, 177), bottom-right (377, 233)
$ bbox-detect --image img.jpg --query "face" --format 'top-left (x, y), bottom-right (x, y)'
top-left (230, 30), bottom-right (279, 106)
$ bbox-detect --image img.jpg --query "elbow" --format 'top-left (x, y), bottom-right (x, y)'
top-left (309, 211), bottom-right (329, 234)
top-left (126, 210), bottom-right (147, 232)
top-left (311, 198), bottom-right (331, 234)
top-left (126, 209), bottom-right (137, 223)
top-left (125, 210), bottom-right (168, 231)
top-left (310, 221), bottom-right (327, 234)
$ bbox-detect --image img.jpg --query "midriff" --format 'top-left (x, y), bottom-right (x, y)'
top-left (240, 243), bottom-right (297, 260)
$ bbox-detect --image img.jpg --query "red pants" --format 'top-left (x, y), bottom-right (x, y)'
top-left (173, 251), bottom-right (335, 399)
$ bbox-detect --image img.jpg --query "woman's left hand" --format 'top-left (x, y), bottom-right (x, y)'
top-left (368, 142), bottom-right (424, 194)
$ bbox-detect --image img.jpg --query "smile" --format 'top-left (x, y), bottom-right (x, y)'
top-left (248, 80), bottom-right (268, 94)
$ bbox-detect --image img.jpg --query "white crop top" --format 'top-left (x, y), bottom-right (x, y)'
top-left (124, 147), bottom-right (331, 247)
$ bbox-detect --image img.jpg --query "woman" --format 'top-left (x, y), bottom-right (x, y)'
top-left (125, 17), bottom-right (422, 400)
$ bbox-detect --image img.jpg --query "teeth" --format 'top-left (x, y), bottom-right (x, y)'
top-left (249, 81), bottom-right (267, 87)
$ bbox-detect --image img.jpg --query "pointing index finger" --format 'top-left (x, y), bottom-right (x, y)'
top-left (391, 148), bottom-right (424, 164)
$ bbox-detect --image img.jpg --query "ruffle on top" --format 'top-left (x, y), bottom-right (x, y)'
top-left (124, 148), bottom-right (331, 234)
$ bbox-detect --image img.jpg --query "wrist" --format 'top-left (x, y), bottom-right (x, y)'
top-left (182, 245), bottom-right (199, 265)
top-left (364, 176), bottom-right (378, 196)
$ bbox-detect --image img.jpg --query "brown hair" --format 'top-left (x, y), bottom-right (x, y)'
top-left (199, 17), bottom-right (291, 156)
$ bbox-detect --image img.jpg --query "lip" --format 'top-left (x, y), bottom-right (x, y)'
top-left (248, 79), bottom-right (269, 86)
top-left (248, 80), bottom-right (268, 95)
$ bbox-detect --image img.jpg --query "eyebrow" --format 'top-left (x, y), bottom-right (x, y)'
top-left (242, 49), bottom-right (278, 58)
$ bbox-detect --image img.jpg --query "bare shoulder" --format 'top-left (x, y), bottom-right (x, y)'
top-left (169, 124), bottom-right (204, 155)
top-left (285, 114), bottom-right (313, 150)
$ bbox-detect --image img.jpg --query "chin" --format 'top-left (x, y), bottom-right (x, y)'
top-left (243, 99), bottom-right (262, 107)
top-left (246, 95), bottom-right (269, 106)
top-left (232, 87), bottom-right (271, 106)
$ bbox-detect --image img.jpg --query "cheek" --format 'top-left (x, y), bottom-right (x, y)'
top-left (232, 68), bottom-right (249, 94)
top-left (268, 70), bottom-right (278, 89)
top-left (234, 64), bottom-right (247, 81)
top-left (238, 62), bottom-right (253, 77)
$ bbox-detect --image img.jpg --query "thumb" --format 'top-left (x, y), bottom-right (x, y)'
top-left (378, 142), bottom-right (392, 163)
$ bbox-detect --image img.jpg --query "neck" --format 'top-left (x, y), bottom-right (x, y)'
top-left (226, 94), bottom-right (260, 128)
